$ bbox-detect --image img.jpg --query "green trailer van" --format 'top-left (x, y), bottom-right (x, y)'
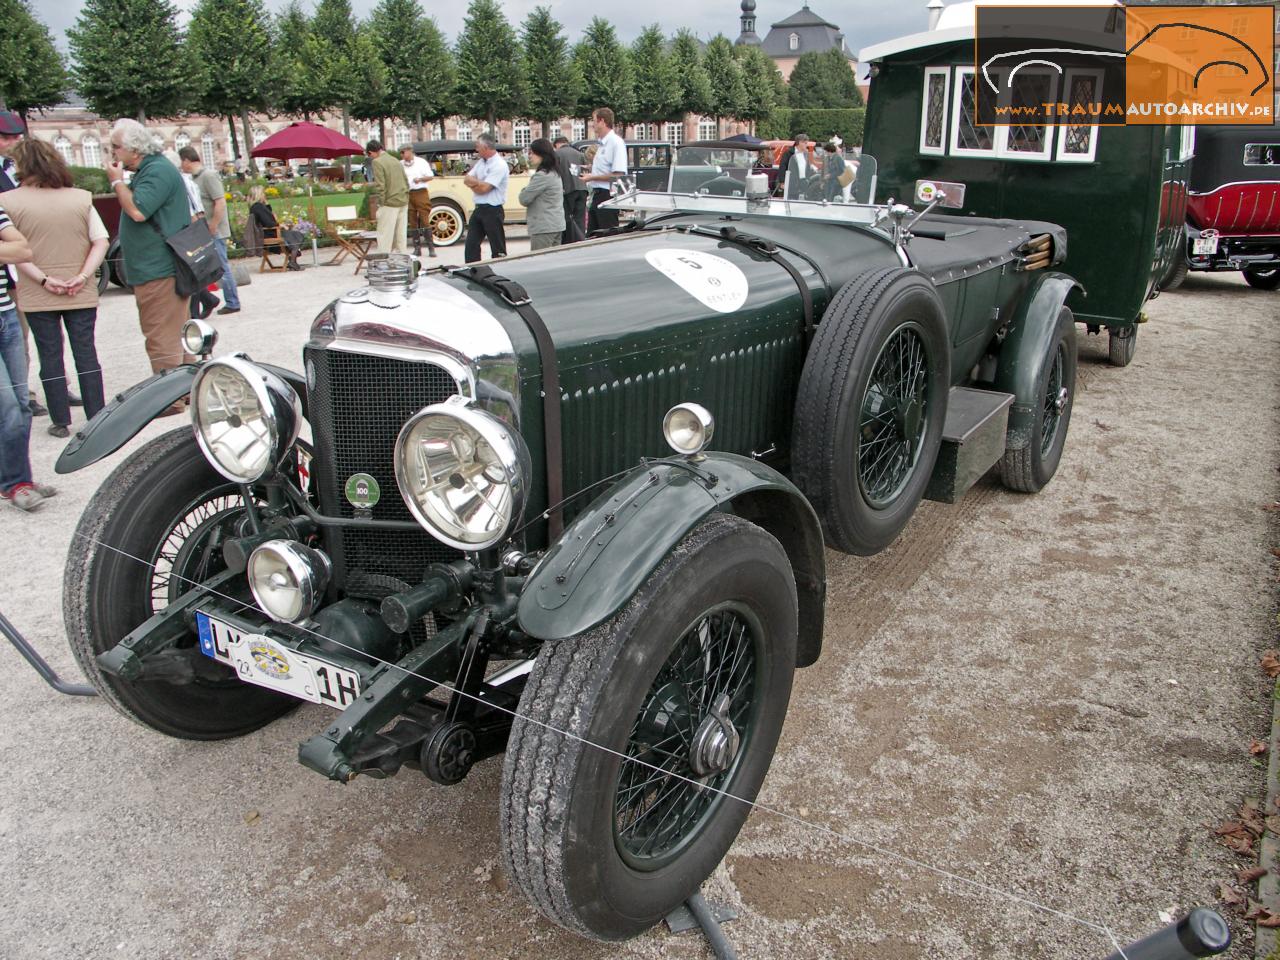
top-left (859, 2), bottom-right (1193, 366)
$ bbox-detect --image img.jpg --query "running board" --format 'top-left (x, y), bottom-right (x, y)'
top-left (924, 387), bottom-right (1014, 504)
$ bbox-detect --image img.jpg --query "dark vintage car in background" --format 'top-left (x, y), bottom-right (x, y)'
top-left (1166, 122), bottom-right (1280, 290)
top-left (571, 138), bottom-right (673, 191)
top-left (58, 145), bottom-right (1083, 940)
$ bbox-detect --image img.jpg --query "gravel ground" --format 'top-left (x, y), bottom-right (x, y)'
top-left (0, 242), bottom-right (1276, 960)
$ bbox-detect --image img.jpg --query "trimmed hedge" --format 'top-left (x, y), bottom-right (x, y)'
top-left (758, 108), bottom-right (865, 147)
top-left (71, 165), bottom-right (110, 194)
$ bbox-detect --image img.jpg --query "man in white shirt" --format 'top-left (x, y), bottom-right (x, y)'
top-left (462, 132), bottom-right (509, 263)
top-left (582, 107), bottom-right (627, 234)
top-left (400, 145), bottom-right (437, 258)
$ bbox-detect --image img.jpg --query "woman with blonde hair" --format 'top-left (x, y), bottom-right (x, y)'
top-left (247, 185), bottom-right (303, 269)
top-left (3, 138), bottom-right (107, 439)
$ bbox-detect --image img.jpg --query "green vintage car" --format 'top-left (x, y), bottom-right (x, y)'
top-left (57, 148), bottom-right (1080, 940)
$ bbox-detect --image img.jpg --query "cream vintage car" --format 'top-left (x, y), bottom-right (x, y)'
top-left (411, 139), bottom-right (531, 246)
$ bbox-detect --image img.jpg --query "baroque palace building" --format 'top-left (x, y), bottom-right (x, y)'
top-left (28, 2), bottom-right (865, 168)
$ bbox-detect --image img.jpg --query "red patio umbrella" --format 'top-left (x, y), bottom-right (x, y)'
top-left (250, 121), bottom-right (365, 162)
top-left (250, 122), bottom-right (366, 261)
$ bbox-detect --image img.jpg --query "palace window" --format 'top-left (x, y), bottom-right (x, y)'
top-left (455, 121), bottom-right (472, 141)
top-left (53, 136), bottom-right (73, 165)
top-left (200, 133), bottom-right (217, 167)
top-left (664, 122), bottom-right (684, 146)
top-left (81, 135), bottom-right (101, 167)
top-left (571, 119), bottom-right (586, 141)
top-left (253, 127), bottom-right (269, 146)
top-left (394, 125), bottom-right (412, 148)
top-left (513, 121), bottom-right (531, 148)
top-left (697, 118), bottom-right (717, 140)
top-left (174, 132), bottom-right (190, 151)
top-left (789, 33), bottom-right (798, 51)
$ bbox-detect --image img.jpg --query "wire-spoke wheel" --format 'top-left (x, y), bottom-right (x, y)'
top-left (857, 324), bottom-right (931, 508)
top-left (1001, 307), bottom-right (1077, 493)
top-left (614, 604), bottom-right (760, 871)
top-left (792, 267), bottom-right (949, 555)
top-left (500, 515), bottom-right (796, 940)
top-left (64, 428), bottom-right (295, 739)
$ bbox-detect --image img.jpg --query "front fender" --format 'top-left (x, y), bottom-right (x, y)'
top-left (54, 361), bottom-right (308, 475)
top-left (994, 271), bottom-right (1081, 451)
top-left (518, 452), bottom-right (828, 667)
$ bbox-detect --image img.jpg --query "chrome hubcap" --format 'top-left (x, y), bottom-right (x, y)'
top-left (689, 693), bottom-right (741, 777)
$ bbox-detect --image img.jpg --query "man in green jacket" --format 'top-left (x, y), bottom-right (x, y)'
top-left (366, 140), bottom-right (409, 255)
top-left (106, 118), bottom-right (195, 376)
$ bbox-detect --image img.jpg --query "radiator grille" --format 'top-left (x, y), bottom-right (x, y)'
top-left (305, 346), bottom-right (462, 588)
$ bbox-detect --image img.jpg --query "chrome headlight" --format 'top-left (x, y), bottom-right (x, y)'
top-left (191, 357), bottom-right (301, 483)
top-left (394, 397), bottom-right (529, 551)
top-left (248, 540), bottom-right (331, 623)
top-left (663, 403), bottom-right (715, 456)
top-left (182, 319), bottom-right (217, 357)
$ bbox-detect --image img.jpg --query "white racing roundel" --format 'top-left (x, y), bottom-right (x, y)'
top-left (645, 248), bottom-right (749, 314)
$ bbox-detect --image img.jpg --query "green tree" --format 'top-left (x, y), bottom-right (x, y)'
top-left (702, 35), bottom-right (745, 138)
top-left (630, 25), bottom-right (680, 125)
top-left (734, 44), bottom-right (783, 127)
top-left (787, 48), bottom-right (861, 109)
top-left (0, 0), bottom-right (66, 118)
top-left (572, 17), bottom-right (634, 128)
top-left (275, 3), bottom-right (324, 120)
top-left (521, 7), bottom-right (579, 138)
top-left (348, 25), bottom-right (389, 141)
top-left (187, 0), bottom-right (275, 174)
top-left (68, 0), bottom-right (188, 122)
top-left (455, 0), bottom-right (526, 134)
top-left (369, 0), bottom-right (455, 138)
top-left (669, 29), bottom-right (712, 120)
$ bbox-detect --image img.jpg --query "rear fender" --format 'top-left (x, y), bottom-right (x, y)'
top-left (54, 361), bottom-right (307, 475)
top-left (993, 272), bottom-right (1081, 451)
top-left (517, 453), bottom-right (828, 668)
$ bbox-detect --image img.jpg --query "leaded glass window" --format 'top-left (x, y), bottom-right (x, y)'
top-left (920, 67), bottom-right (948, 155)
top-left (952, 69), bottom-right (994, 153)
top-left (1057, 72), bottom-right (1100, 162)
top-left (1003, 71), bottom-right (1054, 157)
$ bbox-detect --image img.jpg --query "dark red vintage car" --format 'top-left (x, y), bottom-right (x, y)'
top-left (90, 193), bottom-right (128, 292)
top-left (1170, 123), bottom-right (1280, 290)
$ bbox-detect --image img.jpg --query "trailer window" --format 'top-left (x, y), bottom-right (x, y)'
top-left (1178, 125), bottom-right (1195, 161)
top-left (951, 67), bottom-right (995, 156)
top-left (920, 67), bottom-right (949, 156)
top-left (1244, 143), bottom-right (1280, 165)
top-left (997, 69), bottom-right (1056, 159)
top-left (1055, 70), bottom-right (1103, 163)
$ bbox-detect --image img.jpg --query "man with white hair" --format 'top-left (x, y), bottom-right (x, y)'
top-left (106, 118), bottom-right (195, 379)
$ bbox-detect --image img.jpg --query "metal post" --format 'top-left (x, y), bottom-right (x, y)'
top-left (0, 609), bottom-right (97, 697)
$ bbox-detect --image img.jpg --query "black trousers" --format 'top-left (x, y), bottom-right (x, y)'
top-left (26, 307), bottom-right (105, 428)
top-left (587, 189), bottom-right (618, 236)
top-left (464, 204), bottom-right (506, 263)
top-left (562, 190), bottom-right (588, 244)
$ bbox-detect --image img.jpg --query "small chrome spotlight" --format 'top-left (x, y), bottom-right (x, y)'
top-left (663, 403), bottom-right (715, 459)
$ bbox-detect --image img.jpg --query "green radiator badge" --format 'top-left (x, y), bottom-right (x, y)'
top-left (345, 473), bottom-right (380, 509)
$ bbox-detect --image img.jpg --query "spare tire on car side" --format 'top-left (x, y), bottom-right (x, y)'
top-left (791, 267), bottom-right (950, 556)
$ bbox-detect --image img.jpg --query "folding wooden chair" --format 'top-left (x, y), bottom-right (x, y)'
top-left (259, 225), bottom-right (290, 272)
top-left (325, 205), bottom-right (377, 273)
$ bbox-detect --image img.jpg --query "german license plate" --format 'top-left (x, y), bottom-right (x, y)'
top-left (1193, 236), bottom-right (1218, 255)
top-left (195, 612), bottom-right (360, 709)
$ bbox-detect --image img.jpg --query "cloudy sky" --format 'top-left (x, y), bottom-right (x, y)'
top-left (32, 0), bottom-right (929, 65)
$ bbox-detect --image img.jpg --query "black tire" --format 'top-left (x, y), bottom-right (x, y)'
top-left (791, 267), bottom-right (950, 556)
top-left (500, 514), bottom-right (797, 940)
top-left (108, 241), bottom-right (131, 292)
top-left (1161, 256), bottom-right (1188, 292)
top-left (64, 428), bottom-right (294, 740)
top-left (94, 261), bottom-right (109, 296)
top-left (1243, 267), bottom-right (1280, 290)
top-left (1000, 307), bottom-right (1077, 493)
top-left (429, 200), bottom-right (465, 246)
top-left (1108, 325), bottom-right (1137, 367)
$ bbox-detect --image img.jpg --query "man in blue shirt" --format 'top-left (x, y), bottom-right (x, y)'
top-left (462, 133), bottom-right (508, 263)
top-left (582, 107), bottom-right (627, 235)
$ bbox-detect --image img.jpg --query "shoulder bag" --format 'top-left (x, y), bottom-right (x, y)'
top-left (149, 216), bottom-right (224, 297)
